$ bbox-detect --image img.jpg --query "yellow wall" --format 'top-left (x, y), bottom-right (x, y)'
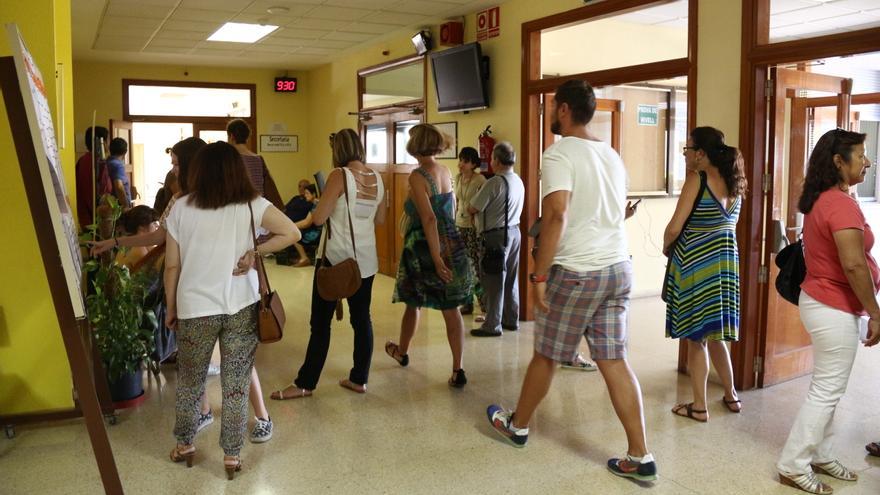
top-left (0, 0), bottom-right (77, 414)
top-left (72, 62), bottom-right (311, 203)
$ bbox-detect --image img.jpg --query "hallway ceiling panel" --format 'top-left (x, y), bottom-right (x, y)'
top-left (74, 0), bottom-right (499, 69)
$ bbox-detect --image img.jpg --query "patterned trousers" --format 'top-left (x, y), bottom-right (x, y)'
top-left (174, 303), bottom-right (258, 456)
top-left (458, 226), bottom-right (485, 312)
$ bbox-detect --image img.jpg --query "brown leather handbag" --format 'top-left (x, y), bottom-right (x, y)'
top-left (249, 203), bottom-right (285, 344)
top-left (316, 169), bottom-right (362, 302)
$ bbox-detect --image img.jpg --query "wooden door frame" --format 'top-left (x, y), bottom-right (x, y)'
top-left (737, 0), bottom-right (880, 390)
top-left (521, 0), bottom-right (698, 325)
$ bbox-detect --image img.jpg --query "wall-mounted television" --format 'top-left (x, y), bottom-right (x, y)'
top-left (430, 42), bottom-right (489, 113)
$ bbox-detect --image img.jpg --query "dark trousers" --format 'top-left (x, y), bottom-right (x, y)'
top-left (479, 226), bottom-right (521, 332)
top-left (295, 267), bottom-right (375, 389)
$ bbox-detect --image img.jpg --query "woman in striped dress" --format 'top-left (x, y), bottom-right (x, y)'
top-left (662, 127), bottom-right (746, 422)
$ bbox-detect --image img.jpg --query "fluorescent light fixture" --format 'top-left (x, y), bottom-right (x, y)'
top-left (207, 22), bottom-right (279, 43)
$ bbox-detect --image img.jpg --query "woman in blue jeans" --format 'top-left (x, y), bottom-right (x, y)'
top-left (271, 129), bottom-right (386, 398)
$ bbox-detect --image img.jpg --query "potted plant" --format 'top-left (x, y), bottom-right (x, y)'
top-left (81, 197), bottom-right (157, 402)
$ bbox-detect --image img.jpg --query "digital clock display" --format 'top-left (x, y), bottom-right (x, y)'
top-left (275, 77), bottom-right (297, 92)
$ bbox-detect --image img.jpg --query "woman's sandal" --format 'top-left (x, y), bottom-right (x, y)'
top-left (722, 397), bottom-right (742, 413)
top-left (339, 379), bottom-right (366, 393)
top-left (270, 385), bottom-right (313, 400)
top-left (867, 441), bottom-right (880, 457)
top-left (385, 341), bottom-right (409, 367)
top-left (224, 456), bottom-right (242, 480)
top-left (778, 472), bottom-right (833, 494)
top-left (671, 403), bottom-right (708, 423)
top-left (169, 445), bottom-right (196, 468)
top-left (448, 369), bottom-right (467, 388)
top-left (811, 460), bottom-right (857, 481)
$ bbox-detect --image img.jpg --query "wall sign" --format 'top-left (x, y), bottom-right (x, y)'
top-left (260, 134), bottom-right (298, 152)
top-left (637, 104), bottom-right (658, 126)
top-left (477, 6), bottom-right (500, 41)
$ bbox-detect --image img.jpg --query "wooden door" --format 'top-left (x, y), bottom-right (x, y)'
top-left (759, 68), bottom-right (852, 387)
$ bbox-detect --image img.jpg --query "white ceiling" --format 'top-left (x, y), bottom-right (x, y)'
top-left (72, 0), bottom-right (498, 69)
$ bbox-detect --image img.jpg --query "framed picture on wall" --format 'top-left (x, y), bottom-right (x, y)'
top-left (433, 122), bottom-right (458, 159)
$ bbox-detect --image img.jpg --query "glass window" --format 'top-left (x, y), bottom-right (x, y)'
top-left (362, 62), bottom-right (424, 109)
top-left (769, 0), bottom-right (880, 43)
top-left (540, 0), bottom-right (687, 78)
top-left (395, 120), bottom-right (420, 164)
top-left (127, 85), bottom-right (252, 117)
top-left (365, 124), bottom-right (388, 164)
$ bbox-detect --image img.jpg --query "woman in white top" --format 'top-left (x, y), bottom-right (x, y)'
top-left (271, 129), bottom-right (385, 399)
top-left (164, 142), bottom-right (298, 479)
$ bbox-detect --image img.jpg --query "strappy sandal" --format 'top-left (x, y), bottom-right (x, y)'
top-left (169, 444), bottom-right (196, 467)
top-left (448, 369), bottom-right (467, 388)
top-left (270, 385), bottom-right (313, 400)
top-left (224, 455), bottom-right (242, 480)
top-left (722, 397), bottom-right (742, 413)
top-left (385, 341), bottom-right (409, 367)
top-left (812, 460), bottom-right (857, 481)
top-left (339, 379), bottom-right (366, 393)
top-left (671, 403), bottom-right (707, 423)
top-left (778, 471), bottom-right (833, 494)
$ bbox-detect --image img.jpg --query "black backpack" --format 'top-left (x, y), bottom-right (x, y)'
top-left (775, 239), bottom-right (806, 305)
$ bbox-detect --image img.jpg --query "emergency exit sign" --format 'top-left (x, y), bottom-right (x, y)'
top-left (637, 104), bottom-right (658, 126)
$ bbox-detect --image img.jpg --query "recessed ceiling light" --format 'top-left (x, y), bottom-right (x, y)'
top-left (207, 22), bottom-right (279, 43)
top-left (266, 6), bottom-right (290, 15)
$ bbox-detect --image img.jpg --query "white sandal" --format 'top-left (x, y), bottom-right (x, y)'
top-left (811, 460), bottom-right (857, 481)
top-left (779, 472), bottom-right (833, 494)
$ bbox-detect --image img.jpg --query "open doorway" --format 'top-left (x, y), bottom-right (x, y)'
top-left (131, 123), bottom-right (192, 208)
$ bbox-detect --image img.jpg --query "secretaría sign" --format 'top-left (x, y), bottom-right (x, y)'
top-left (260, 134), bottom-right (298, 152)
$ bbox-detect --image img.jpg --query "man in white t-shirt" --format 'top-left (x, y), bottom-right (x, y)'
top-left (486, 80), bottom-right (657, 482)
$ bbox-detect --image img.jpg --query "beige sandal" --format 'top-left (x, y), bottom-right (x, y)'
top-left (778, 472), bottom-right (833, 494)
top-left (339, 379), bottom-right (366, 393)
top-left (270, 385), bottom-right (313, 400)
top-left (811, 460), bottom-right (857, 481)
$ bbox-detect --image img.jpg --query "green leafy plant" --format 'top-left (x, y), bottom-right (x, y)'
top-left (81, 196), bottom-right (157, 382)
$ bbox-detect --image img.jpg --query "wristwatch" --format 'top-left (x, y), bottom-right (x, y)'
top-left (529, 273), bottom-right (548, 284)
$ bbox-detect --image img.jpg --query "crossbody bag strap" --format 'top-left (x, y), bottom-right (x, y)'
top-left (342, 168), bottom-right (358, 259)
top-left (248, 202), bottom-right (271, 296)
top-left (500, 175), bottom-right (509, 247)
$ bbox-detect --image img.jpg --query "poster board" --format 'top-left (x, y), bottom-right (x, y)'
top-left (6, 23), bottom-right (84, 318)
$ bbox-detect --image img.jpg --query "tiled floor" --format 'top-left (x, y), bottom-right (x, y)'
top-left (2, 263), bottom-right (880, 494)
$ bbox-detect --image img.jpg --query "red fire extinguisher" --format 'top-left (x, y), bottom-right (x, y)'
top-left (478, 125), bottom-right (496, 174)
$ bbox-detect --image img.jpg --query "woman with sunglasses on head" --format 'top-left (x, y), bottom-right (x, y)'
top-left (776, 128), bottom-right (880, 494)
top-left (663, 127), bottom-right (746, 423)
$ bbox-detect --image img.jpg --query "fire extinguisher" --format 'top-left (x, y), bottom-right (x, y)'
top-left (478, 125), bottom-right (496, 174)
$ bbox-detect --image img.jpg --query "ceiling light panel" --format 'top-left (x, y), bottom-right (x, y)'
top-left (208, 22), bottom-right (280, 43)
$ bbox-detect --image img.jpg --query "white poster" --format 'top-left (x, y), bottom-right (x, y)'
top-left (6, 24), bottom-right (85, 318)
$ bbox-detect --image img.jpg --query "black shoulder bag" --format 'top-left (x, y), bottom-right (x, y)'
top-left (775, 238), bottom-right (806, 305)
top-left (661, 171), bottom-right (707, 303)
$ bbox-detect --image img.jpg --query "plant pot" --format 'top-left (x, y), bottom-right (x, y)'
top-left (108, 366), bottom-right (144, 402)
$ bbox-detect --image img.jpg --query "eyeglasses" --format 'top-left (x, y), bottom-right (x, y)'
top-left (682, 146), bottom-right (699, 153)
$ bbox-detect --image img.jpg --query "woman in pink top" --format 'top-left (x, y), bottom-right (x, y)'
top-left (777, 129), bottom-right (880, 494)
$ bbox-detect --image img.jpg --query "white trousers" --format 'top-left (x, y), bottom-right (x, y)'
top-left (777, 292), bottom-right (860, 474)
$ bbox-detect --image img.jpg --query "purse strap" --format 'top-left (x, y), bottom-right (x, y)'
top-left (248, 202), bottom-right (271, 297)
top-left (482, 174), bottom-right (510, 246)
top-left (320, 168), bottom-right (358, 262)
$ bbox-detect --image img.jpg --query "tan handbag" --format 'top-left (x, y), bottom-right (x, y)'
top-left (316, 169), bottom-right (362, 302)
top-left (249, 203), bottom-right (285, 344)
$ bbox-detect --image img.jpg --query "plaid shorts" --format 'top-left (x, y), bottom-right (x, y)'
top-left (534, 260), bottom-right (632, 361)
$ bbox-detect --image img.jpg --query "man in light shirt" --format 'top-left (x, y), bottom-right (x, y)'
top-left (485, 80), bottom-right (657, 482)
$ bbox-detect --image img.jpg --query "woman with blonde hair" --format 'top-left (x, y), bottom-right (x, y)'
top-left (386, 124), bottom-right (473, 387)
top-left (271, 128), bottom-right (385, 399)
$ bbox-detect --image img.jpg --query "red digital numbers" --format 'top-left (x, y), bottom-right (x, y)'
top-left (275, 78), bottom-right (297, 92)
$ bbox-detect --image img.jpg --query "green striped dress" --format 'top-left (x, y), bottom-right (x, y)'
top-left (665, 171), bottom-right (741, 341)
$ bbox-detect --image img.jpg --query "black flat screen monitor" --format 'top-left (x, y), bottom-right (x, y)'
top-left (430, 42), bottom-right (489, 113)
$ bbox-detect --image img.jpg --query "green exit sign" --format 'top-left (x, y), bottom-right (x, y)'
top-left (637, 104), bottom-right (658, 126)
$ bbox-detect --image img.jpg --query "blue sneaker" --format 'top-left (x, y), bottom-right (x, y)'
top-left (607, 453), bottom-right (658, 481)
top-left (486, 405), bottom-right (528, 448)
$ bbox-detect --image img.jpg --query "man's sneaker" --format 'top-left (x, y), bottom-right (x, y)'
top-left (207, 363), bottom-right (221, 376)
top-left (250, 416), bottom-right (273, 443)
top-left (486, 405), bottom-right (528, 448)
top-left (607, 453), bottom-right (658, 481)
top-left (561, 353), bottom-right (598, 372)
top-left (196, 410), bottom-right (214, 433)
